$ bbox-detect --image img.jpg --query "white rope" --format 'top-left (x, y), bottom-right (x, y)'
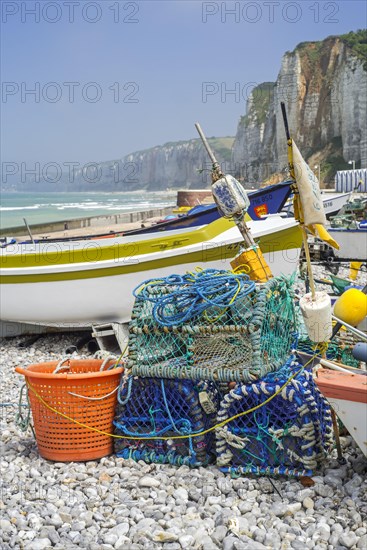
top-left (216, 427), bottom-right (249, 450)
top-left (217, 450), bottom-right (233, 466)
top-left (260, 381), bottom-right (270, 395)
top-left (288, 389), bottom-right (295, 402)
top-left (67, 385), bottom-right (119, 401)
top-left (53, 358), bottom-right (70, 374)
top-left (100, 355), bottom-right (118, 371)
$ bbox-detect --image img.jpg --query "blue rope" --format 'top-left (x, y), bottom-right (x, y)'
top-left (133, 269), bottom-right (256, 327)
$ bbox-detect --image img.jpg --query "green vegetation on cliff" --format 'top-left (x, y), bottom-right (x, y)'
top-left (241, 82), bottom-right (274, 127)
top-left (207, 137), bottom-right (235, 161)
top-left (295, 30), bottom-right (367, 74)
top-left (295, 40), bottom-right (323, 64)
top-left (340, 29), bottom-right (367, 69)
top-left (129, 137), bottom-right (234, 161)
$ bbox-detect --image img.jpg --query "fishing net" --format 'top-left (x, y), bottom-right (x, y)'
top-left (128, 269), bottom-right (298, 382)
top-left (114, 377), bottom-right (222, 467)
top-left (297, 336), bottom-right (360, 368)
top-left (296, 299), bottom-right (360, 368)
top-left (216, 357), bottom-right (334, 477)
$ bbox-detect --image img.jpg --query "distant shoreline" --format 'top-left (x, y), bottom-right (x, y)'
top-left (0, 190), bottom-right (178, 231)
top-left (0, 206), bottom-right (174, 238)
top-left (0, 189), bottom-right (179, 195)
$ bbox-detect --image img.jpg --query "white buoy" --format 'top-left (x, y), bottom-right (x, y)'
top-left (299, 291), bottom-right (332, 343)
top-left (211, 175), bottom-right (250, 218)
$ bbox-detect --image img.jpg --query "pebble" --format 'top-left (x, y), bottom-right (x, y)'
top-left (173, 487), bottom-right (189, 501)
top-left (338, 531), bottom-right (359, 548)
top-left (0, 309), bottom-right (366, 550)
top-left (303, 497), bottom-right (315, 510)
top-left (178, 534), bottom-right (195, 547)
top-left (109, 522), bottom-right (130, 537)
top-left (222, 535), bottom-right (238, 550)
top-left (138, 475), bottom-right (161, 488)
top-left (213, 525), bottom-right (228, 543)
top-left (25, 538), bottom-right (51, 550)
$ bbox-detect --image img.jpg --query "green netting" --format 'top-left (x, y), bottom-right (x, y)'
top-left (298, 336), bottom-right (360, 368)
top-left (128, 269), bottom-right (298, 382)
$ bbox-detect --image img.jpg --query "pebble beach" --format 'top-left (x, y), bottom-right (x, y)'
top-left (1, 267), bottom-right (367, 550)
top-left (1, 340), bottom-right (366, 549)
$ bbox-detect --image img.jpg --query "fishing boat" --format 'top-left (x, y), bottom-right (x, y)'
top-left (283, 191), bottom-right (351, 218)
top-left (327, 226), bottom-right (367, 261)
top-left (0, 215), bottom-right (302, 325)
top-left (336, 224), bottom-right (367, 263)
top-left (330, 195), bottom-right (367, 222)
top-left (316, 367), bottom-right (367, 457)
top-left (328, 197), bottom-right (367, 261)
top-left (5, 181), bottom-right (293, 246)
top-left (127, 181), bottom-right (293, 236)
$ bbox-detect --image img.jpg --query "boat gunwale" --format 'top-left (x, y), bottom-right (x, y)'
top-left (1, 217), bottom-right (299, 270)
top-left (0, 224), bottom-right (302, 283)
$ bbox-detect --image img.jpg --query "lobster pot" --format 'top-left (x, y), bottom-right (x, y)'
top-left (114, 377), bottom-right (221, 467)
top-left (216, 358), bottom-right (334, 477)
top-left (297, 335), bottom-right (360, 369)
top-left (129, 272), bottom-right (297, 382)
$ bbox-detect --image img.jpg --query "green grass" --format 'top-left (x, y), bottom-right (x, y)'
top-left (340, 29), bottom-right (367, 69)
top-left (125, 137), bottom-right (234, 159)
top-left (295, 31), bottom-right (367, 71)
top-left (243, 82), bottom-right (274, 127)
top-left (206, 137), bottom-right (235, 161)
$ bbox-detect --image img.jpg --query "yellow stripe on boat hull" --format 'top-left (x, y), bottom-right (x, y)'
top-left (1, 225), bottom-right (302, 284)
top-left (0, 217), bottom-right (234, 269)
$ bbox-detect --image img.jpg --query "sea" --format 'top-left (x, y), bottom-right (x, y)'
top-left (0, 191), bottom-right (177, 230)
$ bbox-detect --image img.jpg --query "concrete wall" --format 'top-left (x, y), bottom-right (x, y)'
top-left (0, 207), bottom-right (174, 237)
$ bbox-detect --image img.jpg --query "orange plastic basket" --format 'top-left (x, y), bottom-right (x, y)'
top-left (15, 359), bottom-right (123, 462)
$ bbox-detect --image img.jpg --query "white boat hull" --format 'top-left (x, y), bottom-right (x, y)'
top-left (1, 250), bottom-right (298, 325)
top-left (326, 397), bottom-right (367, 457)
top-left (1, 217), bottom-right (302, 325)
top-left (328, 397), bottom-right (367, 457)
top-left (328, 228), bottom-right (367, 260)
top-left (316, 368), bottom-right (367, 458)
top-left (284, 192), bottom-right (351, 218)
top-left (321, 192), bottom-right (352, 216)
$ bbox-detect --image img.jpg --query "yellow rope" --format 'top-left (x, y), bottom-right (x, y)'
top-left (25, 356), bottom-right (315, 441)
top-left (113, 345), bottom-right (128, 368)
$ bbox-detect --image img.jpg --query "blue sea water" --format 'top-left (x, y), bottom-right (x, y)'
top-left (0, 191), bottom-right (177, 229)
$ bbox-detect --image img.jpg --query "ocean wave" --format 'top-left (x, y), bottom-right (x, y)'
top-left (53, 202), bottom-right (174, 210)
top-left (0, 205), bottom-right (40, 211)
top-left (56, 203), bottom-right (112, 210)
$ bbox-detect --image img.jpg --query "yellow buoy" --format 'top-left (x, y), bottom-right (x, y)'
top-left (230, 247), bottom-right (272, 282)
top-left (349, 261), bottom-right (363, 281)
top-left (333, 288), bottom-right (367, 327)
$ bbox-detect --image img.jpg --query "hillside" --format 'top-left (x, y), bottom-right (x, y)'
top-left (233, 30), bottom-right (367, 187)
top-left (6, 30), bottom-right (366, 191)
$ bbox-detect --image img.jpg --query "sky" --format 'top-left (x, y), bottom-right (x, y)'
top-left (1, 0), bottom-right (366, 170)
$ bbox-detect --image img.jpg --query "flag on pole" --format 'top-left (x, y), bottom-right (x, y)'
top-left (288, 139), bottom-right (339, 250)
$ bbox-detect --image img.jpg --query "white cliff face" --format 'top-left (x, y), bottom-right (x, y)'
top-left (119, 139), bottom-right (233, 190)
top-left (232, 37), bottom-right (367, 183)
top-left (333, 57), bottom-right (367, 166)
top-left (67, 138), bottom-right (233, 192)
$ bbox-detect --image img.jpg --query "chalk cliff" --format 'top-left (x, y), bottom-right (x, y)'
top-left (232, 31), bottom-right (367, 186)
top-left (117, 137), bottom-right (234, 190)
top-left (7, 31), bottom-right (365, 192)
